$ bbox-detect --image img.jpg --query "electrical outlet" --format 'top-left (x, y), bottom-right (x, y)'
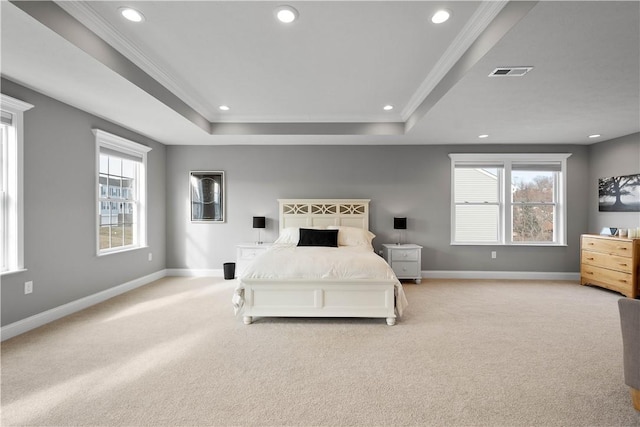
top-left (25, 281), bottom-right (33, 294)
top-left (148, 252), bottom-right (153, 262)
top-left (491, 251), bottom-right (497, 259)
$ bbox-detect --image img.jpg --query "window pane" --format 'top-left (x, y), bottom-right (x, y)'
top-left (99, 174), bottom-right (108, 197)
top-left (512, 171), bottom-right (555, 203)
top-left (108, 156), bottom-right (122, 176)
top-left (454, 167), bottom-right (499, 203)
top-left (99, 154), bottom-right (109, 174)
top-left (111, 225), bottom-right (124, 247)
top-left (512, 205), bottom-right (554, 242)
top-left (122, 177), bottom-right (134, 200)
top-left (110, 201), bottom-right (119, 225)
top-left (108, 177), bottom-right (121, 199)
top-left (123, 202), bottom-right (134, 224)
top-left (99, 202), bottom-right (110, 226)
top-left (99, 226), bottom-right (111, 249)
top-left (115, 202), bottom-right (126, 224)
top-left (122, 159), bottom-right (136, 178)
top-left (124, 224), bottom-right (134, 246)
top-left (455, 205), bottom-right (499, 242)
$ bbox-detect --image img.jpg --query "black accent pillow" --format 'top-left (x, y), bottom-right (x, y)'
top-left (297, 228), bottom-right (339, 247)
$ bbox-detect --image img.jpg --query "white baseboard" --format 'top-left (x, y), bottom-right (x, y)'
top-left (1, 269), bottom-right (167, 342)
top-left (165, 268), bottom-right (223, 277)
top-left (422, 270), bottom-right (580, 281)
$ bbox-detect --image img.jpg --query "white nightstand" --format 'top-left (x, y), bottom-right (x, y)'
top-left (236, 243), bottom-right (272, 276)
top-left (382, 243), bottom-right (423, 284)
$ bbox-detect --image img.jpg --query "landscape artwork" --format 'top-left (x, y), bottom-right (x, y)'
top-left (598, 173), bottom-right (640, 212)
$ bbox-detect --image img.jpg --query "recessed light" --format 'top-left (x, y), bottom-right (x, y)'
top-left (431, 9), bottom-right (451, 24)
top-left (119, 7), bottom-right (144, 23)
top-left (478, 134), bottom-right (489, 139)
top-left (219, 105), bottom-right (230, 111)
top-left (275, 5), bottom-right (298, 23)
top-left (588, 134), bottom-right (601, 138)
top-left (383, 105), bottom-right (394, 111)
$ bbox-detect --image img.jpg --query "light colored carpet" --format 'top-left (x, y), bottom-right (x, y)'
top-left (2, 277), bottom-right (639, 426)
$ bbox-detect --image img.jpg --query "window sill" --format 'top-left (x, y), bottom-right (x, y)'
top-left (97, 245), bottom-right (148, 257)
top-left (1, 268), bottom-right (28, 277)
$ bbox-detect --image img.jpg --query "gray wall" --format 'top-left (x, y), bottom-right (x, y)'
top-left (166, 144), bottom-right (589, 274)
top-left (0, 79), bottom-right (166, 326)
top-left (588, 132), bottom-right (640, 232)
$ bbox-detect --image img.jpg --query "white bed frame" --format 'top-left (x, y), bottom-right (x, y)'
top-left (241, 199), bottom-right (398, 325)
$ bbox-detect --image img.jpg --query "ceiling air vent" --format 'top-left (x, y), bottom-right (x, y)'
top-left (489, 67), bottom-right (533, 77)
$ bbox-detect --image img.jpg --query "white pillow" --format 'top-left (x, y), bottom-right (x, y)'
top-left (274, 226), bottom-right (324, 244)
top-left (326, 226), bottom-right (375, 248)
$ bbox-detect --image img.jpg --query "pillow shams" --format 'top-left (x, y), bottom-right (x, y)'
top-left (297, 228), bottom-right (339, 247)
top-left (326, 226), bottom-right (375, 248)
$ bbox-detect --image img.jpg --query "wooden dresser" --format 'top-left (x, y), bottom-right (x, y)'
top-left (580, 234), bottom-right (640, 298)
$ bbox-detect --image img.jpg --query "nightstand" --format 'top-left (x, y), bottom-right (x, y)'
top-left (236, 243), bottom-right (272, 276)
top-left (382, 243), bottom-right (423, 284)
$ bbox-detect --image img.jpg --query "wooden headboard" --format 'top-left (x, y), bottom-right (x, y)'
top-left (278, 199), bottom-right (370, 231)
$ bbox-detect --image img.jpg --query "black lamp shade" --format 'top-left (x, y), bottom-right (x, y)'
top-left (253, 216), bottom-right (266, 229)
top-left (393, 217), bottom-right (407, 230)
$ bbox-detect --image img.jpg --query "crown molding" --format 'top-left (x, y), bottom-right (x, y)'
top-left (0, 93), bottom-right (35, 112)
top-left (401, 0), bottom-right (509, 121)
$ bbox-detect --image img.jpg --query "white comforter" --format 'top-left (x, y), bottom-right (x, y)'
top-left (242, 244), bottom-right (398, 280)
top-left (232, 244), bottom-right (408, 316)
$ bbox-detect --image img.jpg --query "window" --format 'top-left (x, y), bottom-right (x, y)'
top-left (449, 153), bottom-right (571, 246)
top-left (1, 94), bottom-right (33, 274)
top-left (94, 129), bottom-right (151, 255)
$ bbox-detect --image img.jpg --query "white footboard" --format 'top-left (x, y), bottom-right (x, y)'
top-left (241, 279), bottom-right (397, 325)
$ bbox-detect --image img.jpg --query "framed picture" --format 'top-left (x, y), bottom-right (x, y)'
top-left (598, 173), bottom-right (640, 212)
top-left (190, 171), bottom-right (225, 222)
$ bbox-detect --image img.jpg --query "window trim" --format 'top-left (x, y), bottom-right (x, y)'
top-left (1, 94), bottom-right (34, 275)
top-left (449, 153), bottom-right (571, 246)
top-left (94, 129), bottom-right (151, 256)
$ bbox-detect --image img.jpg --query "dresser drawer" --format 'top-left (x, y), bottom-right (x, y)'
top-left (391, 249), bottom-right (419, 262)
top-left (582, 236), bottom-right (633, 258)
top-left (392, 261), bottom-right (419, 278)
top-left (581, 264), bottom-right (634, 295)
top-left (582, 250), bottom-right (633, 273)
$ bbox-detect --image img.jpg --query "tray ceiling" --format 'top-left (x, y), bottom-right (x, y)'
top-left (1, 1), bottom-right (638, 145)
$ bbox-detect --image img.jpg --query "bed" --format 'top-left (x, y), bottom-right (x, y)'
top-left (232, 199), bottom-right (408, 325)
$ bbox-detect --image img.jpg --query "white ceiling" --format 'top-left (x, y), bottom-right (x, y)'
top-left (1, 1), bottom-right (638, 146)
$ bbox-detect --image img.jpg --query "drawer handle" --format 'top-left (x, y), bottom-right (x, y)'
top-left (619, 263), bottom-right (628, 267)
top-left (585, 271), bottom-right (594, 275)
top-left (619, 279), bottom-right (629, 284)
top-left (617, 247), bottom-right (628, 251)
top-left (586, 257), bottom-right (594, 261)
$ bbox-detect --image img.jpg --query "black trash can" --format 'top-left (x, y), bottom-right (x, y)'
top-left (223, 262), bottom-right (235, 280)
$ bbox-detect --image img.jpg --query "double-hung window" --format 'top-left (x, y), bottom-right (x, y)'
top-left (1, 94), bottom-right (33, 274)
top-left (94, 129), bottom-right (151, 255)
top-left (450, 153), bottom-right (571, 246)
